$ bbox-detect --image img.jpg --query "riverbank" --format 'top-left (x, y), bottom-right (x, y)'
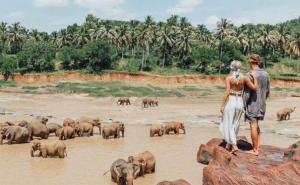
top-left (1, 71), bottom-right (300, 88)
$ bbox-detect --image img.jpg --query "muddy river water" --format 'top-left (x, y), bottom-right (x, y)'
top-left (0, 93), bottom-right (299, 185)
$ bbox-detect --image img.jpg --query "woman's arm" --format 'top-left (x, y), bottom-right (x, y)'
top-left (220, 77), bottom-right (230, 114)
top-left (244, 71), bottom-right (258, 91)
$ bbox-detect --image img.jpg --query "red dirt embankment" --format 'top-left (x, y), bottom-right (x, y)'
top-left (1, 71), bottom-right (300, 88)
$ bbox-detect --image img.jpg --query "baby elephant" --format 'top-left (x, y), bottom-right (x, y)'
top-left (157, 179), bottom-right (191, 185)
top-left (150, 125), bottom-right (164, 137)
top-left (133, 151), bottom-right (156, 178)
top-left (57, 126), bottom-right (75, 140)
top-left (31, 141), bottom-right (67, 158)
top-left (75, 122), bottom-right (93, 137)
top-left (165, 121), bottom-right (186, 135)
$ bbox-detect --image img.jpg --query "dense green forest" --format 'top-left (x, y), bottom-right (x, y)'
top-left (0, 14), bottom-right (300, 80)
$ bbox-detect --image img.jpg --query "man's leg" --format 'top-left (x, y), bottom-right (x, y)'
top-left (246, 121), bottom-right (259, 155)
top-left (257, 123), bottom-right (260, 151)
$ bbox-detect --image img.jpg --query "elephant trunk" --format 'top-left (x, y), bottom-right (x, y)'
top-left (58, 149), bottom-right (65, 158)
top-left (0, 135), bottom-right (3, 145)
top-left (98, 126), bottom-right (101, 135)
top-left (30, 147), bottom-right (35, 157)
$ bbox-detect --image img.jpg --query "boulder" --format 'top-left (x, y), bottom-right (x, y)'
top-left (198, 137), bottom-right (300, 185)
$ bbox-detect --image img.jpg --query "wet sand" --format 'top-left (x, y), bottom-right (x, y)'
top-left (0, 92), bottom-right (299, 185)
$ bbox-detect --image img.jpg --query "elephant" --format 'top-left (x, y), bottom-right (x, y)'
top-left (277, 107), bottom-right (296, 121)
top-left (74, 122), bottom-right (93, 137)
top-left (75, 117), bottom-right (101, 135)
top-left (157, 179), bottom-right (191, 185)
top-left (117, 97), bottom-right (131, 106)
top-left (26, 116), bottom-right (49, 142)
top-left (30, 141), bottom-right (67, 158)
top-left (150, 125), bottom-right (164, 137)
top-left (102, 124), bottom-right (120, 139)
top-left (104, 158), bottom-right (140, 185)
top-left (276, 110), bottom-right (286, 121)
top-left (282, 107), bottom-right (296, 120)
top-left (63, 118), bottom-right (76, 128)
top-left (141, 99), bottom-right (152, 108)
top-left (152, 99), bottom-right (158, 107)
top-left (0, 126), bottom-right (29, 145)
top-left (165, 121), bottom-right (186, 135)
top-left (133, 151), bottom-right (156, 177)
top-left (112, 121), bottom-right (125, 137)
top-left (57, 126), bottom-right (75, 140)
top-left (46, 123), bottom-right (63, 136)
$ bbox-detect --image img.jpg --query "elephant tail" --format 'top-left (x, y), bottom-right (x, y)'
top-left (103, 170), bottom-right (110, 175)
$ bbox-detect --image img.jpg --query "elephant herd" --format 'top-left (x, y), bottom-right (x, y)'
top-left (276, 107), bottom-right (296, 121)
top-left (116, 97), bottom-right (159, 108)
top-left (0, 115), bottom-right (190, 184)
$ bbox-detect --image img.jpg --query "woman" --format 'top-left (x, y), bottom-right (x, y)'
top-left (219, 60), bottom-right (258, 154)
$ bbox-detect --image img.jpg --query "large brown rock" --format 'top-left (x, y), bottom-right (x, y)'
top-left (198, 138), bottom-right (300, 185)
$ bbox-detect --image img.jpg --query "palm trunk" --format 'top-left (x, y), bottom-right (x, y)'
top-left (163, 52), bottom-right (166, 68)
top-left (141, 50), bottom-right (144, 71)
top-left (218, 40), bottom-right (223, 74)
top-left (122, 47), bottom-right (124, 59)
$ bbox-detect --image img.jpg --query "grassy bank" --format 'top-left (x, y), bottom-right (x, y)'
top-left (0, 80), bottom-right (299, 98)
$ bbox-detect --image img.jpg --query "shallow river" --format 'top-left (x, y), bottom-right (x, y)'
top-left (0, 93), bottom-right (299, 185)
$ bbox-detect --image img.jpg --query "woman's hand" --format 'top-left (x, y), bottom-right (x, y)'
top-left (220, 106), bottom-right (224, 114)
top-left (249, 71), bottom-right (256, 77)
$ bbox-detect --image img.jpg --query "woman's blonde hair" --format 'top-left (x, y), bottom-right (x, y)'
top-left (228, 60), bottom-right (243, 84)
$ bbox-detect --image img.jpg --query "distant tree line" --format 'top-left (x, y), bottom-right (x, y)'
top-left (0, 14), bottom-right (300, 80)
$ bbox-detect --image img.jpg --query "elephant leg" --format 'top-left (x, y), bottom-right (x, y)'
top-left (41, 151), bottom-right (47, 158)
top-left (176, 128), bottom-right (180, 134)
top-left (39, 151), bottom-right (42, 157)
top-left (89, 129), bottom-right (93, 136)
top-left (98, 126), bottom-right (101, 135)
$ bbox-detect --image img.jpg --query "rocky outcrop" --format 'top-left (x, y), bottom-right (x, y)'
top-left (198, 138), bottom-right (300, 185)
top-left (1, 72), bottom-right (300, 88)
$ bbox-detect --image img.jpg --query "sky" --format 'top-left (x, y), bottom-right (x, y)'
top-left (0, 0), bottom-right (300, 33)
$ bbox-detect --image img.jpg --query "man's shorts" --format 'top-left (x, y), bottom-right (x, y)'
top-left (245, 114), bottom-right (264, 123)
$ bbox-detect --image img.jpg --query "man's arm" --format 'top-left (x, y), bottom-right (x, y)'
top-left (266, 75), bottom-right (270, 98)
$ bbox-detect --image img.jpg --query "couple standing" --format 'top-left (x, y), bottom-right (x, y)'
top-left (219, 54), bottom-right (270, 156)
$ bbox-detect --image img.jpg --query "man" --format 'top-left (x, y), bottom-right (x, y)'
top-left (243, 54), bottom-right (270, 156)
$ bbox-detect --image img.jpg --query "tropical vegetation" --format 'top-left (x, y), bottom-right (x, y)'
top-left (0, 14), bottom-right (300, 80)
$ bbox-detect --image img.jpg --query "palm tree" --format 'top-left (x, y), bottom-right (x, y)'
top-left (50, 31), bottom-right (59, 49)
top-left (228, 26), bottom-right (248, 53)
top-left (115, 23), bottom-right (130, 59)
top-left (213, 18), bottom-right (234, 73)
top-left (157, 26), bottom-right (174, 67)
top-left (276, 24), bottom-right (291, 57)
top-left (57, 28), bottom-right (72, 47)
top-left (256, 24), bottom-right (278, 68)
top-left (167, 15), bottom-right (179, 27)
top-left (29, 29), bottom-right (43, 42)
top-left (137, 23), bottom-right (152, 71)
top-left (73, 26), bottom-right (90, 48)
top-left (175, 26), bottom-right (194, 66)
top-left (7, 22), bottom-right (25, 53)
top-left (0, 22), bottom-right (8, 54)
top-left (243, 25), bottom-right (257, 55)
top-left (128, 20), bottom-right (140, 56)
top-left (195, 24), bottom-right (211, 44)
top-left (288, 31), bottom-right (300, 73)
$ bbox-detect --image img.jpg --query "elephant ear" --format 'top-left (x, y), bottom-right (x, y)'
top-left (141, 158), bottom-right (146, 166)
top-left (133, 163), bottom-right (140, 179)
